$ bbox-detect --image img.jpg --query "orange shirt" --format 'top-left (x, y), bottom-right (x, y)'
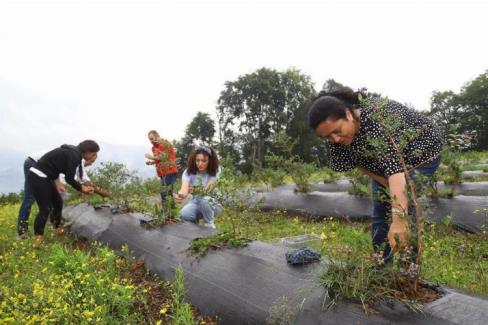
top-left (151, 140), bottom-right (178, 177)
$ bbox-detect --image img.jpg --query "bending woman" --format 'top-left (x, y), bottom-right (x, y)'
top-left (28, 140), bottom-right (99, 246)
top-left (176, 145), bottom-right (221, 228)
top-left (308, 90), bottom-right (444, 261)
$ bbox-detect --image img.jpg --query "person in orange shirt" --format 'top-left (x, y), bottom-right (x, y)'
top-left (145, 130), bottom-right (179, 205)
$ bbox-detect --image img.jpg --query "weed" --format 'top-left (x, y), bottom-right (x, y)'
top-left (189, 232), bottom-right (251, 257)
top-left (172, 265), bottom-right (196, 325)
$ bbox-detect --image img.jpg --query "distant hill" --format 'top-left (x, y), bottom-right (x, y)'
top-left (0, 142), bottom-right (158, 194)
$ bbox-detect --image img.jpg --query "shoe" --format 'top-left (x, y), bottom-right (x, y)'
top-left (61, 220), bottom-right (74, 228)
top-left (33, 235), bottom-right (44, 248)
top-left (52, 227), bottom-right (65, 236)
top-left (16, 232), bottom-right (30, 241)
top-left (204, 222), bottom-right (216, 229)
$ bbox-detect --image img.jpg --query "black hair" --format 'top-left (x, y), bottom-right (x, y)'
top-left (78, 140), bottom-right (100, 153)
top-left (308, 89), bottom-right (363, 130)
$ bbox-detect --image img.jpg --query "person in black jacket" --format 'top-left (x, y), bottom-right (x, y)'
top-left (27, 140), bottom-right (100, 246)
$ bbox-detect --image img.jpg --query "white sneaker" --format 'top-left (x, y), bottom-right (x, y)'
top-left (204, 222), bottom-right (216, 229)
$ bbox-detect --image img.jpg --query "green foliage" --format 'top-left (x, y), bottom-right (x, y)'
top-left (213, 156), bottom-right (264, 235)
top-left (252, 154), bottom-right (288, 190)
top-left (174, 111), bottom-right (216, 171)
top-left (252, 165), bottom-right (287, 190)
top-left (250, 132), bottom-right (317, 193)
top-left (321, 79), bottom-right (353, 93)
top-left (435, 124), bottom-right (478, 196)
top-left (189, 231), bottom-right (251, 257)
top-left (69, 162), bottom-right (169, 218)
top-left (0, 204), bottom-right (205, 324)
top-left (288, 160), bottom-right (316, 193)
top-left (0, 207), bottom-right (141, 323)
top-left (320, 256), bottom-right (424, 314)
top-left (214, 209), bottom-right (488, 295)
top-left (0, 191), bottom-right (22, 206)
top-left (359, 94), bottom-right (429, 292)
top-left (347, 169), bottom-right (371, 197)
top-left (428, 71), bottom-right (488, 150)
top-left (319, 167), bottom-right (341, 183)
top-left (422, 221), bottom-right (488, 294)
top-left (172, 265), bottom-right (196, 325)
top-left (216, 67), bottom-right (316, 170)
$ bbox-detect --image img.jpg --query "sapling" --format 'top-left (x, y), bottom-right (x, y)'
top-left (362, 94), bottom-right (430, 295)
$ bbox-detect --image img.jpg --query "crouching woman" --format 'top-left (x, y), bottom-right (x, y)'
top-left (175, 146), bottom-right (221, 228)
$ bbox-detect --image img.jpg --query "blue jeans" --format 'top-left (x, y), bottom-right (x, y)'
top-left (371, 156), bottom-right (441, 262)
top-left (17, 157), bottom-right (37, 235)
top-left (179, 196), bottom-right (221, 224)
top-left (160, 173), bottom-right (177, 204)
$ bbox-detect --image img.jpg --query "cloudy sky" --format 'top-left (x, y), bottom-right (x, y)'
top-left (0, 0), bottom-right (486, 153)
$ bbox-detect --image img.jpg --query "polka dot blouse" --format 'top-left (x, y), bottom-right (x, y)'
top-left (328, 96), bottom-right (444, 178)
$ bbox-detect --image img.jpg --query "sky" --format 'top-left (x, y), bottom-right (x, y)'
top-left (0, 0), bottom-right (487, 153)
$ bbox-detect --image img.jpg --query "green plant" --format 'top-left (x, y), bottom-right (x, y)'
top-left (172, 265), bottom-right (196, 325)
top-left (357, 94), bottom-right (437, 298)
top-left (0, 191), bottom-right (22, 206)
top-left (252, 164), bottom-right (287, 190)
top-left (266, 296), bottom-right (305, 325)
top-left (189, 231), bottom-right (251, 256)
top-left (347, 169), bottom-right (371, 197)
top-left (287, 160), bottom-right (317, 193)
top-left (213, 156), bottom-right (264, 236)
top-left (437, 124), bottom-right (478, 194)
top-left (320, 167), bottom-right (340, 183)
top-left (320, 258), bottom-right (425, 314)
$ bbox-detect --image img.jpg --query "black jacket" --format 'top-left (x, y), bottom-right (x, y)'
top-left (36, 145), bottom-right (83, 191)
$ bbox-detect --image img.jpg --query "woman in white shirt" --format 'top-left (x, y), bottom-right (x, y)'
top-left (175, 145), bottom-right (221, 228)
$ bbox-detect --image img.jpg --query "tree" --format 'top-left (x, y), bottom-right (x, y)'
top-left (175, 111), bottom-right (216, 171)
top-left (457, 71), bottom-right (488, 149)
top-left (184, 112), bottom-right (215, 145)
top-left (429, 90), bottom-right (461, 128)
top-left (428, 71), bottom-right (488, 150)
top-left (321, 79), bottom-right (353, 93)
top-left (216, 67), bottom-right (315, 171)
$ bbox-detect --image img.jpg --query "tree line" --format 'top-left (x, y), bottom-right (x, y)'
top-left (174, 68), bottom-right (488, 173)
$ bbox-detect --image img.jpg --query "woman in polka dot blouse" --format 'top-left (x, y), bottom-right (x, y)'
top-left (308, 89), bottom-right (444, 262)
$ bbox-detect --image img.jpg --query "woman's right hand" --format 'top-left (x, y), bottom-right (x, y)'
top-left (81, 184), bottom-right (95, 195)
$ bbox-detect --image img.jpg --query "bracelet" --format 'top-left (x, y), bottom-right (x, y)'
top-left (391, 207), bottom-right (403, 214)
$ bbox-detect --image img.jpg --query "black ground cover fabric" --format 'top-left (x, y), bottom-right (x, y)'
top-left (63, 204), bottom-right (488, 324)
top-left (258, 190), bottom-right (488, 233)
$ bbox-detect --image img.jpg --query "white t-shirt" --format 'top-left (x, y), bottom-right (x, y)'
top-left (60, 159), bottom-right (91, 184)
top-left (182, 167), bottom-right (221, 188)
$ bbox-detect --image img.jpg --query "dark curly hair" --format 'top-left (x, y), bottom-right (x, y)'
top-left (308, 89), bottom-right (364, 130)
top-left (186, 146), bottom-right (219, 176)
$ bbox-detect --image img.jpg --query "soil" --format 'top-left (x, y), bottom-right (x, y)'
top-left (393, 277), bottom-right (440, 304)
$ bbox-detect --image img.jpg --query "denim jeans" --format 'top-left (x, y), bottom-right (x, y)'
top-left (179, 196), bottom-right (222, 225)
top-left (371, 156), bottom-right (441, 262)
top-left (17, 158), bottom-right (37, 235)
top-left (160, 173), bottom-right (177, 204)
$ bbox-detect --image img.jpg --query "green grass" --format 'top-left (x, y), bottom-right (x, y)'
top-left (215, 210), bottom-right (488, 295)
top-left (0, 203), bottom-right (203, 324)
top-left (456, 150), bottom-right (488, 163)
top-left (422, 222), bottom-right (488, 294)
